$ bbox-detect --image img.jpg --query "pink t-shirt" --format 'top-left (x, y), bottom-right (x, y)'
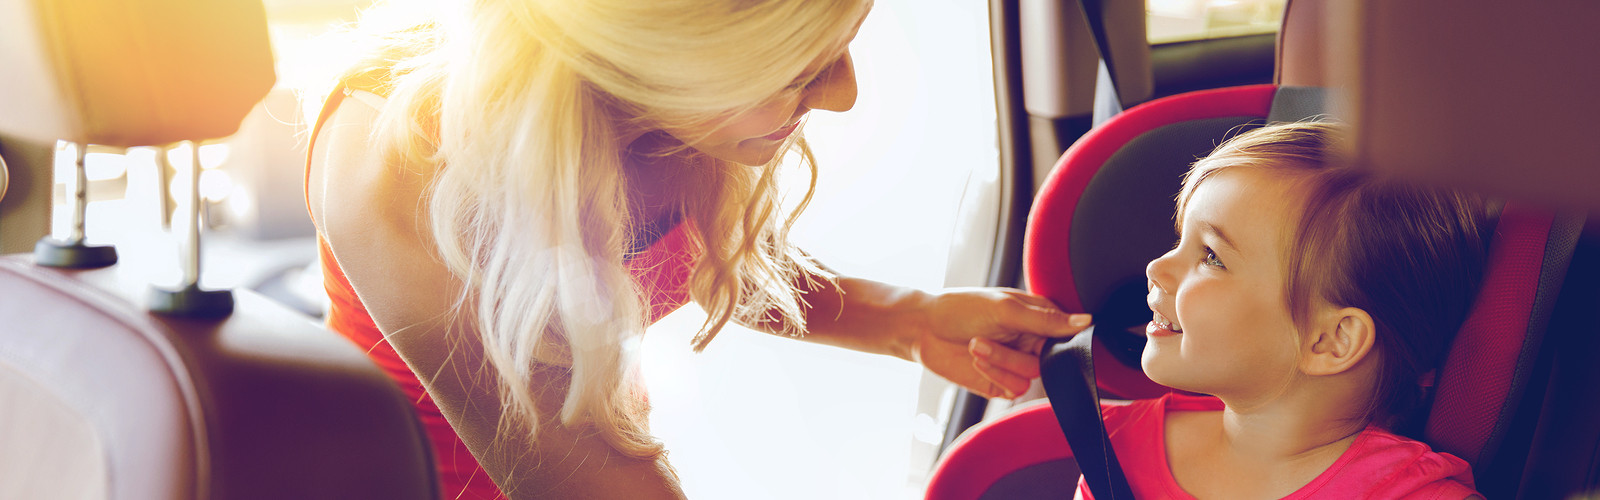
top-left (1076, 393), bottom-right (1477, 500)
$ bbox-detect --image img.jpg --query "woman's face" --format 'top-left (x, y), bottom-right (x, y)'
top-left (669, 12), bottom-right (866, 166)
top-left (1142, 167), bottom-right (1308, 405)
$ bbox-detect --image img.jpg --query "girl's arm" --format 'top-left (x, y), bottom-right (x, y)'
top-left (311, 99), bottom-right (683, 499)
top-left (743, 269), bottom-right (1091, 399)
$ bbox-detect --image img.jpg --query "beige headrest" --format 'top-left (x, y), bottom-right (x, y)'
top-left (1328, 1), bottom-right (1600, 210)
top-left (0, 0), bottom-right (276, 148)
top-left (1275, 0), bottom-right (1329, 87)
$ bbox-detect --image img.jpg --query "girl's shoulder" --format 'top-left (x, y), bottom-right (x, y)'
top-left (1100, 392), bottom-right (1220, 440)
top-left (1295, 426), bottom-right (1479, 499)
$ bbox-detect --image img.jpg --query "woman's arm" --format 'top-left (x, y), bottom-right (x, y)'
top-left (745, 268), bottom-right (1091, 399)
top-left (310, 98), bottom-right (683, 499)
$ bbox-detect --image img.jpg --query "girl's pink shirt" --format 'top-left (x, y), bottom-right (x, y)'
top-left (1076, 393), bottom-right (1478, 500)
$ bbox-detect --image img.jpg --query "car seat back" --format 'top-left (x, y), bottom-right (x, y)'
top-left (0, 0), bottom-right (437, 497)
top-left (0, 260), bottom-right (439, 499)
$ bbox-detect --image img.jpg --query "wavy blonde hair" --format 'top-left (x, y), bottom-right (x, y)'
top-left (329, 0), bottom-right (867, 459)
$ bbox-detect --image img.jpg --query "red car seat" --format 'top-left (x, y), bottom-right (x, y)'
top-left (925, 0), bottom-right (1588, 496)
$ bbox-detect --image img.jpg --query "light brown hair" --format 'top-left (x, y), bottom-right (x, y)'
top-left (1177, 121), bottom-right (1487, 431)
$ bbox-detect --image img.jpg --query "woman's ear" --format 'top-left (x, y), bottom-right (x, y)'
top-left (1301, 307), bottom-right (1376, 376)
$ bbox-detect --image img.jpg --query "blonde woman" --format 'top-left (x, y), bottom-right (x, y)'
top-left (304, 0), bottom-right (1088, 498)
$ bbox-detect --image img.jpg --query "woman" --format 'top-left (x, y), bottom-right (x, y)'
top-left (304, 0), bottom-right (1087, 497)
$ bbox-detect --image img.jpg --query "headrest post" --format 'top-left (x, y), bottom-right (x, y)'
top-left (32, 141), bottom-right (117, 268)
top-left (0, 152), bottom-right (8, 204)
top-left (154, 146), bottom-right (174, 231)
top-left (148, 141), bottom-right (232, 318)
top-left (67, 142), bottom-right (89, 245)
top-left (181, 142), bottom-right (201, 287)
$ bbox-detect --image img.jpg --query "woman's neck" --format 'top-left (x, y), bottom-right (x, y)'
top-left (621, 131), bottom-right (694, 230)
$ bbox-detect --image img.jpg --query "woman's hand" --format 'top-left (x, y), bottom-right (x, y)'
top-left (908, 288), bottom-right (1090, 399)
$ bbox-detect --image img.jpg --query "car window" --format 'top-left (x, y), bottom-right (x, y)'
top-left (1148, 0), bottom-right (1286, 44)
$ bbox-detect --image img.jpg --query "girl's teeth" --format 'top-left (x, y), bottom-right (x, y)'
top-left (1153, 312), bottom-right (1182, 332)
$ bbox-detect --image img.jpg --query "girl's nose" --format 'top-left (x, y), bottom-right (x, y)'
top-left (1146, 249), bottom-right (1179, 296)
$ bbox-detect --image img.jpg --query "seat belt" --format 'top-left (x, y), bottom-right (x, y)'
top-left (1036, 3), bottom-right (1137, 497)
top-left (1041, 329), bottom-right (1136, 499)
top-left (1078, 0), bottom-right (1127, 126)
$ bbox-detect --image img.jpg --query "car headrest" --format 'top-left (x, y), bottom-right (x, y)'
top-left (0, 256), bottom-right (439, 498)
top-left (1020, 0), bottom-right (1153, 119)
top-left (1327, 1), bottom-right (1600, 212)
top-left (0, 0), bottom-right (275, 148)
top-left (1275, 0), bottom-right (1330, 87)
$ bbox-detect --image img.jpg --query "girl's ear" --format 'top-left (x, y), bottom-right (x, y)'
top-left (1301, 307), bottom-right (1376, 376)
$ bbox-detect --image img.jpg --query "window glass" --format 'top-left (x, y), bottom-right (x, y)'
top-left (1147, 0), bottom-right (1286, 44)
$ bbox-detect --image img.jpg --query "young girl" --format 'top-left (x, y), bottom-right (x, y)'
top-left (976, 121), bottom-right (1486, 499)
top-left (304, 1), bottom-right (1086, 498)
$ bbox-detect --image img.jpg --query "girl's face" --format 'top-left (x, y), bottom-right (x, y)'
top-left (668, 12), bottom-right (866, 166)
top-left (1143, 167), bottom-right (1308, 404)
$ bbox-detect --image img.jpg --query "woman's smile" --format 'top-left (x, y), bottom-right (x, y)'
top-left (761, 118), bottom-right (803, 141)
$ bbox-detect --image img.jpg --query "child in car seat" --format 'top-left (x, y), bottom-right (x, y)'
top-left (1095, 121), bottom-right (1484, 499)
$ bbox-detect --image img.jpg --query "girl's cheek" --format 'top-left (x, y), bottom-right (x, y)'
top-left (1173, 280), bottom-right (1215, 333)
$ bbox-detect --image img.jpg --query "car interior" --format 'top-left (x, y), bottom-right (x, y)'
top-left (1, 0), bottom-right (1597, 499)
top-left (928, 0), bottom-right (1600, 498)
top-left (0, 0), bottom-right (433, 498)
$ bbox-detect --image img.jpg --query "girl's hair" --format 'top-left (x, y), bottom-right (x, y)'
top-left (1176, 121), bottom-right (1488, 432)
top-left (329, 0), bottom-right (868, 458)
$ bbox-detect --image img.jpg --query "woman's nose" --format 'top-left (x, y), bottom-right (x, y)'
top-left (801, 53), bottom-right (857, 113)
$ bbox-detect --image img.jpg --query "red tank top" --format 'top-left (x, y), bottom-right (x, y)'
top-left (306, 84), bottom-right (701, 499)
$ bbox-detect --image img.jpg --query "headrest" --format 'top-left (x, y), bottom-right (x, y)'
top-left (1327, 1), bottom-right (1600, 211)
top-left (0, 256), bottom-right (439, 498)
top-left (1020, 0), bottom-right (1152, 119)
top-left (1275, 0), bottom-right (1330, 87)
top-left (0, 0), bottom-right (276, 148)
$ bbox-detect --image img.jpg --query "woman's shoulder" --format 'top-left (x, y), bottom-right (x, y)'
top-left (306, 86), bottom-right (420, 234)
top-left (306, 72), bottom-right (458, 333)
top-left (1301, 427), bottom-right (1478, 499)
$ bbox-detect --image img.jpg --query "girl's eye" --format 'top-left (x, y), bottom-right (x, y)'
top-left (1203, 247), bottom-right (1226, 269)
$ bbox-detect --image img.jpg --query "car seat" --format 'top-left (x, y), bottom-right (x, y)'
top-left (924, 0), bottom-right (1587, 498)
top-left (0, 0), bottom-right (436, 498)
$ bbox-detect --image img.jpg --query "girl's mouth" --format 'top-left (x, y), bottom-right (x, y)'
top-left (1148, 311), bottom-right (1183, 337)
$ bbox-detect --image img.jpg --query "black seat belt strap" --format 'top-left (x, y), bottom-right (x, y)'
top-left (1078, 0), bottom-right (1126, 126)
top-left (1041, 329), bottom-right (1136, 499)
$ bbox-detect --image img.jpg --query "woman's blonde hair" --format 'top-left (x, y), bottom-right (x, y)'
top-left (332, 0), bottom-right (868, 458)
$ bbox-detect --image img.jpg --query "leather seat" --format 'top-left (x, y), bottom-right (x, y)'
top-left (0, 0), bottom-right (436, 497)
